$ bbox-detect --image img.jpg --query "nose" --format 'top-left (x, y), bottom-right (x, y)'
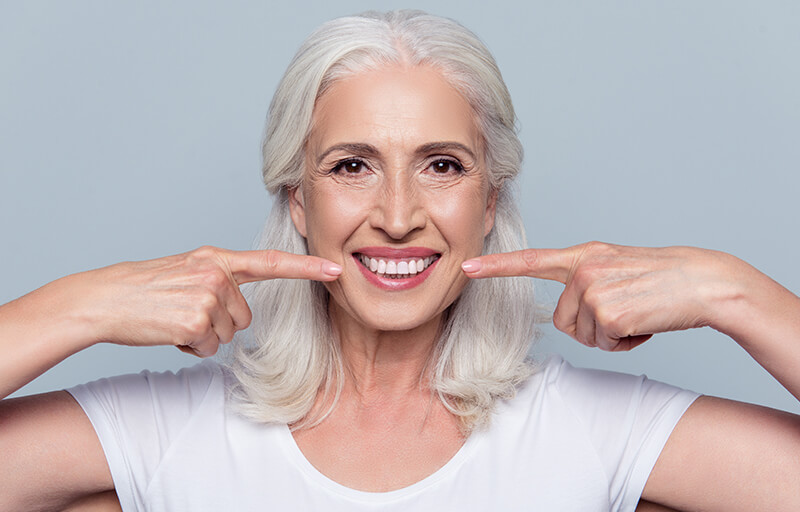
top-left (369, 171), bottom-right (426, 240)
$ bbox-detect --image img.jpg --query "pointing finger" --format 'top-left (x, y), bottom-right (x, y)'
top-left (224, 249), bottom-right (342, 284)
top-left (461, 248), bottom-right (577, 283)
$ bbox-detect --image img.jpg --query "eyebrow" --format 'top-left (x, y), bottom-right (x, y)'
top-left (315, 141), bottom-right (477, 166)
top-left (315, 143), bottom-right (380, 166)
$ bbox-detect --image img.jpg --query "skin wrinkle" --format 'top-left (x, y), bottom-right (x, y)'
top-left (286, 64), bottom-right (495, 491)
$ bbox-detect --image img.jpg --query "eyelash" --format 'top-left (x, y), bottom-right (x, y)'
top-left (327, 158), bottom-right (465, 176)
top-left (429, 158), bottom-right (465, 175)
top-left (329, 158), bottom-right (368, 175)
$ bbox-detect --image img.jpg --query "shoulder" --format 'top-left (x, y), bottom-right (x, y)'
top-left (488, 355), bottom-right (700, 510)
top-left (64, 360), bottom-right (237, 510)
top-left (69, 359), bottom-right (224, 407)
top-left (66, 359), bottom-right (229, 447)
top-left (513, 354), bottom-right (699, 415)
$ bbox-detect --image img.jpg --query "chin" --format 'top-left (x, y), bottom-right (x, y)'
top-left (363, 301), bottom-right (446, 332)
top-left (327, 293), bottom-right (451, 334)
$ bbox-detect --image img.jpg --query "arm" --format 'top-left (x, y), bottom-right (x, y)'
top-left (0, 246), bottom-right (341, 400)
top-left (464, 242), bottom-right (800, 510)
top-left (0, 246), bottom-right (341, 510)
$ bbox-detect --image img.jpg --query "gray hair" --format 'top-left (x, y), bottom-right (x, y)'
top-left (224, 10), bottom-right (538, 432)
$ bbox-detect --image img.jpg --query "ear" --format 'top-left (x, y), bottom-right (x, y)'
top-left (288, 186), bottom-right (308, 238)
top-left (483, 187), bottom-right (498, 236)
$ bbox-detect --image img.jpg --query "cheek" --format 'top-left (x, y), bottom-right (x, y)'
top-left (427, 189), bottom-right (489, 252)
top-left (304, 189), bottom-right (369, 257)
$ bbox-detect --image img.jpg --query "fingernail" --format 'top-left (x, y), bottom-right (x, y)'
top-left (461, 260), bottom-right (482, 273)
top-left (322, 262), bottom-right (342, 276)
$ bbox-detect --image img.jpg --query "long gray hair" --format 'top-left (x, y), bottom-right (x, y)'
top-left (224, 10), bottom-right (538, 432)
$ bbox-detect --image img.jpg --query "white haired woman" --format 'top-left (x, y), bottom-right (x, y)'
top-left (1, 10), bottom-right (799, 512)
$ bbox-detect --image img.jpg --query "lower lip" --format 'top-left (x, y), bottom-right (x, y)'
top-left (353, 255), bottom-right (439, 291)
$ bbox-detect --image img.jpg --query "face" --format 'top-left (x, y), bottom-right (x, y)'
top-left (289, 64), bottom-right (496, 333)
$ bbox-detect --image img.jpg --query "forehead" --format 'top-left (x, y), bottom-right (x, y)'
top-left (308, 65), bottom-right (481, 155)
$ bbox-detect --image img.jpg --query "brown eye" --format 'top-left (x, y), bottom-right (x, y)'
top-left (332, 159), bottom-right (368, 174)
top-left (430, 159), bottom-right (465, 175)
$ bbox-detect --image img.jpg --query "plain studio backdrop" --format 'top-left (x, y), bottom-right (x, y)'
top-left (1, 1), bottom-right (798, 414)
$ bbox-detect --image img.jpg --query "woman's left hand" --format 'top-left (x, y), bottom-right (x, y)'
top-left (465, 242), bottom-right (800, 511)
top-left (461, 242), bottom-right (755, 351)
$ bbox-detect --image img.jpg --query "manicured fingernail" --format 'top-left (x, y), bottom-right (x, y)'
top-left (461, 260), bottom-right (482, 273)
top-left (322, 262), bottom-right (342, 276)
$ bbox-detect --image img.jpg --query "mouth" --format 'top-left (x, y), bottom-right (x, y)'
top-left (352, 247), bottom-right (441, 290)
top-left (354, 253), bottom-right (440, 279)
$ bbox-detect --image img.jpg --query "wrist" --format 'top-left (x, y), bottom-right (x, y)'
top-left (703, 253), bottom-right (789, 344)
top-left (36, 272), bottom-right (106, 353)
top-left (0, 273), bottom-right (103, 397)
top-left (47, 271), bottom-right (104, 353)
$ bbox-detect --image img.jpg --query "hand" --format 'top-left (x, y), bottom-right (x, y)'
top-left (462, 242), bottom-right (748, 351)
top-left (70, 246), bottom-right (341, 357)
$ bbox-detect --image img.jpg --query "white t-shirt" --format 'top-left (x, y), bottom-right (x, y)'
top-left (67, 356), bottom-right (699, 511)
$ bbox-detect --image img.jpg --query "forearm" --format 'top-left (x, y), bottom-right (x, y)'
top-left (0, 274), bottom-right (98, 399)
top-left (709, 256), bottom-right (800, 401)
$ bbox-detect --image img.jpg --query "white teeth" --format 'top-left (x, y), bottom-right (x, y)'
top-left (358, 254), bottom-right (439, 279)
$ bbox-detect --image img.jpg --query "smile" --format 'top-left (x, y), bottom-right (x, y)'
top-left (352, 247), bottom-right (441, 291)
top-left (356, 254), bottom-right (440, 279)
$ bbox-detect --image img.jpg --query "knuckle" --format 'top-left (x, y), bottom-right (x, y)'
top-left (191, 245), bottom-right (217, 261)
top-left (582, 288), bottom-right (602, 309)
top-left (198, 292), bottom-right (219, 310)
top-left (221, 329), bottom-right (236, 345)
top-left (583, 240), bottom-right (606, 254)
top-left (572, 267), bottom-right (593, 288)
top-left (594, 306), bottom-right (614, 328)
top-left (520, 249), bottom-right (540, 271)
top-left (262, 250), bottom-right (282, 274)
top-left (184, 312), bottom-right (211, 338)
top-left (235, 308), bottom-right (253, 330)
top-left (200, 269), bottom-right (228, 289)
top-left (193, 342), bottom-right (218, 358)
top-left (304, 258), bottom-right (317, 274)
top-left (596, 337), bottom-right (615, 351)
top-left (597, 308), bottom-right (626, 335)
top-left (552, 310), bottom-right (570, 333)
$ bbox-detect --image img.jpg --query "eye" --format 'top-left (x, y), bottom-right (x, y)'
top-left (331, 158), bottom-right (369, 175)
top-left (428, 159), bottom-right (465, 175)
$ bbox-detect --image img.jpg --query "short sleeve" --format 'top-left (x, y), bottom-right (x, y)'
top-left (549, 358), bottom-right (700, 511)
top-left (66, 361), bottom-right (222, 511)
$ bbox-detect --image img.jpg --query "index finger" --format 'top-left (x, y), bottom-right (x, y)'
top-left (461, 248), bottom-right (576, 283)
top-left (224, 249), bottom-right (342, 284)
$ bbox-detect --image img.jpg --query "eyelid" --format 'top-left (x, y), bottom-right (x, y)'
top-left (427, 156), bottom-right (466, 174)
top-left (326, 156), bottom-right (372, 175)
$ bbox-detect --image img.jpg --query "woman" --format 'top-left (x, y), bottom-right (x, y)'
top-left (2, 10), bottom-right (799, 511)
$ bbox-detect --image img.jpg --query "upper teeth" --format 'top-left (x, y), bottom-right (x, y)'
top-left (358, 254), bottom-right (438, 278)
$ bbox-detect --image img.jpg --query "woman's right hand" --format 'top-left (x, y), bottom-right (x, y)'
top-left (0, 246), bottom-right (341, 399)
top-left (0, 247), bottom-right (341, 510)
top-left (71, 246), bottom-right (342, 357)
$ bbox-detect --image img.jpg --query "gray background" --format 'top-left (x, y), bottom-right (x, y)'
top-left (2, 1), bottom-right (798, 413)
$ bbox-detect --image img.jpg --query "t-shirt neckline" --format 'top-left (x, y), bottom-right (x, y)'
top-left (278, 422), bottom-right (482, 503)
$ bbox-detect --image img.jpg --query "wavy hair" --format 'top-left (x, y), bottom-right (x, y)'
top-left (224, 10), bottom-right (538, 432)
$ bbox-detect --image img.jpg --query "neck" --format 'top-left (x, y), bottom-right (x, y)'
top-left (329, 300), bottom-right (444, 403)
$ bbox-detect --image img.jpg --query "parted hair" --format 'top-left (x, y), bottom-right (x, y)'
top-left (224, 10), bottom-right (538, 432)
